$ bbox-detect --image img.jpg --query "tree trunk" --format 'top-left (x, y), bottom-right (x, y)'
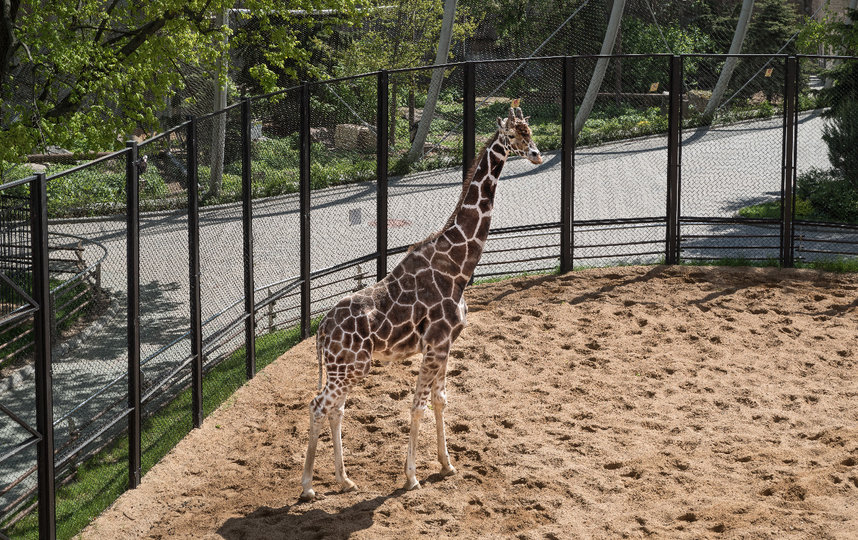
top-left (575, 0), bottom-right (627, 137)
top-left (389, 80), bottom-right (399, 147)
top-left (406, 0), bottom-right (457, 163)
top-left (703, 0), bottom-right (755, 120)
top-left (409, 84), bottom-right (416, 142)
top-left (209, 9), bottom-right (229, 198)
top-left (614, 18), bottom-right (623, 105)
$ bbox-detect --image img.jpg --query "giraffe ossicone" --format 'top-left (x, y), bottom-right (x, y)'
top-left (299, 105), bottom-right (542, 501)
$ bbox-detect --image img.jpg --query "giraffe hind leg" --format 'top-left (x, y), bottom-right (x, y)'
top-left (330, 399), bottom-right (357, 493)
top-left (300, 393), bottom-right (326, 501)
top-left (432, 374), bottom-right (456, 477)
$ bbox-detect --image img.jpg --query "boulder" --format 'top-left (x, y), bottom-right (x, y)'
top-left (334, 124), bottom-right (376, 151)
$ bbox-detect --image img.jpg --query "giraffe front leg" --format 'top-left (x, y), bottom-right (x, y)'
top-left (329, 401), bottom-right (357, 493)
top-left (432, 375), bottom-right (456, 477)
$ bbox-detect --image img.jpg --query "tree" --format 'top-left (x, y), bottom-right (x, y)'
top-left (335, 0), bottom-right (475, 151)
top-left (795, 7), bottom-right (858, 221)
top-left (0, 0), bottom-right (368, 180)
top-left (702, 0), bottom-right (755, 119)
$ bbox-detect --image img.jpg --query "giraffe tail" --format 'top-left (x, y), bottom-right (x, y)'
top-left (316, 334), bottom-right (324, 391)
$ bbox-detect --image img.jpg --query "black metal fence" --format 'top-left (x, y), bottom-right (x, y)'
top-left (1, 53), bottom-right (857, 539)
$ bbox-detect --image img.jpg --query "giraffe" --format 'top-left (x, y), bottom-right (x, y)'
top-left (300, 106), bottom-right (542, 501)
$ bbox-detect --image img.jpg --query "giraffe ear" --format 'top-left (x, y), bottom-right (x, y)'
top-left (496, 116), bottom-right (505, 130)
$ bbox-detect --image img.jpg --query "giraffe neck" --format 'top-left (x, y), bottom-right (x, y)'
top-left (454, 134), bottom-right (508, 241)
top-left (441, 132), bottom-right (509, 278)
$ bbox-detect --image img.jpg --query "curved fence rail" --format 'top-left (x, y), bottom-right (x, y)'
top-left (1, 53), bottom-right (857, 539)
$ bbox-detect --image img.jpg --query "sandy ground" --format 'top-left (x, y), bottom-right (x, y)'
top-left (81, 265), bottom-right (858, 539)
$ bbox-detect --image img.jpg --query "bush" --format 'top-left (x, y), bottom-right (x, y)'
top-left (821, 98), bottom-right (858, 189)
top-left (796, 167), bottom-right (858, 223)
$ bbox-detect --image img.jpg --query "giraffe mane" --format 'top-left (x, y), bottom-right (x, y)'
top-left (407, 131), bottom-right (500, 253)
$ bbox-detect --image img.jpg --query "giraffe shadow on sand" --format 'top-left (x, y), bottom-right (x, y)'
top-left (216, 486), bottom-right (425, 540)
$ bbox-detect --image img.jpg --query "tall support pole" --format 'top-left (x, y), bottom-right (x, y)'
top-left (32, 172), bottom-right (56, 540)
top-left (781, 57), bottom-right (798, 268)
top-left (241, 98), bottom-right (256, 377)
top-left (125, 141), bottom-right (141, 488)
top-left (560, 56), bottom-right (575, 273)
top-left (187, 117), bottom-right (203, 427)
top-left (463, 62), bottom-right (476, 182)
top-left (703, 0), bottom-right (755, 119)
top-left (666, 56), bottom-right (682, 265)
top-left (376, 71), bottom-right (389, 281)
top-left (574, 0), bottom-right (627, 136)
top-left (300, 83), bottom-right (312, 338)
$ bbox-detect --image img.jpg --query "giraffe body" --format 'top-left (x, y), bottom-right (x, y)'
top-left (300, 107), bottom-right (542, 500)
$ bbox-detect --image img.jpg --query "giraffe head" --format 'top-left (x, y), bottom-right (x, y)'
top-left (497, 106), bottom-right (542, 165)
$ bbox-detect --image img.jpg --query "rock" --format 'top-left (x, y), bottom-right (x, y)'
top-left (687, 90), bottom-right (711, 112)
top-left (334, 124), bottom-right (376, 151)
top-left (45, 145), bottom-right (72, 155)
top-left (24, 163), bottom-right (48, 174)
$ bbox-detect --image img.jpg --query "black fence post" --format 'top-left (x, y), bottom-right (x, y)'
top-left (666, 55), bottom-right (682, 265)
top-left (463, 62), bottom-right (476, 182)
top-left (781, 56), bottom-right (798, 268)
top-left (560, 56), bottom-right (575, 274)
top-left (241, 99), bottom-right (256, 377)
top-left (187, 117), bottom-right (203, 428)
top-left (376, 70), bottom-right (389, 281)
top-left (300, 82), bottom-right (312, 338)
top-left (31, 172), bottom-right (56, 540)
top-left (125, 141), bottom-right (141, 488)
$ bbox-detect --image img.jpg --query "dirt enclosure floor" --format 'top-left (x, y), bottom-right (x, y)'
top-left (82, 265), bottom-right (858, 539)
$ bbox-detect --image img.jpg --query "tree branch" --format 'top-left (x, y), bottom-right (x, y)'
top-left (94, 0), bottom-right (122, 43)
top-left (0, 0), bottom-right (22, 90)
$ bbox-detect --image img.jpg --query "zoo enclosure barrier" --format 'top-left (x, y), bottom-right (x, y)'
top-left (1, 53), bottom-right (857, 539)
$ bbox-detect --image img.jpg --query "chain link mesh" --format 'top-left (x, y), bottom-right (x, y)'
top-left (250, 90), bottom-right (303, 341)
top-left (679, 55), bottom-right (787, 262)
top-left (793, 56), bottom-right (858, 263)
top-left (136, 127), bottom-right (194, 477)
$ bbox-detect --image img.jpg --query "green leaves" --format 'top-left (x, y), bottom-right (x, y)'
top-left (0, 0), bottom-right (369, 180)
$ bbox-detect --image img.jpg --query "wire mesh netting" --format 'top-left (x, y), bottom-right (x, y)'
top-left (195, 108), bottom-right (249, 417)
top-left (387, 65), bottom-right (465, 273)
top-left (250, 89), bottom-right (303, 343)
top-left (474, 58), bottom-right (563, 277)
top-left (573, 55), bottom-right (670, 267)
top-left (1, 181), bottom-right (39, 533)
top-left (136, 126), bottom-right (194, 477)
top-left (309, 78), bottom-right (379, 316)
top-left (793, 56), bottom-right (858, 263)
top-left (679, 55), bottom-right (788, 262)
top-left (0, 352), bottom-right (39, 538)
top-left (28, 152), bottom-right (131, 538)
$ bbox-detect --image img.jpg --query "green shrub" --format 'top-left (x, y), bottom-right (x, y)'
top-left (796, 167), bottom-right (858, 223)
top-left (822, 98), bottom-right (858, 189)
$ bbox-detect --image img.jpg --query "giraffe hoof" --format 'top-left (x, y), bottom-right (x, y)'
top-left (405, 478), bottom-right (421, 491)
top-left (440, 465), bottom-right (457, 477)
top-left (340, 478), bottom-right (358, 493)
top-left (298, 488), bottom-right (317, 502)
